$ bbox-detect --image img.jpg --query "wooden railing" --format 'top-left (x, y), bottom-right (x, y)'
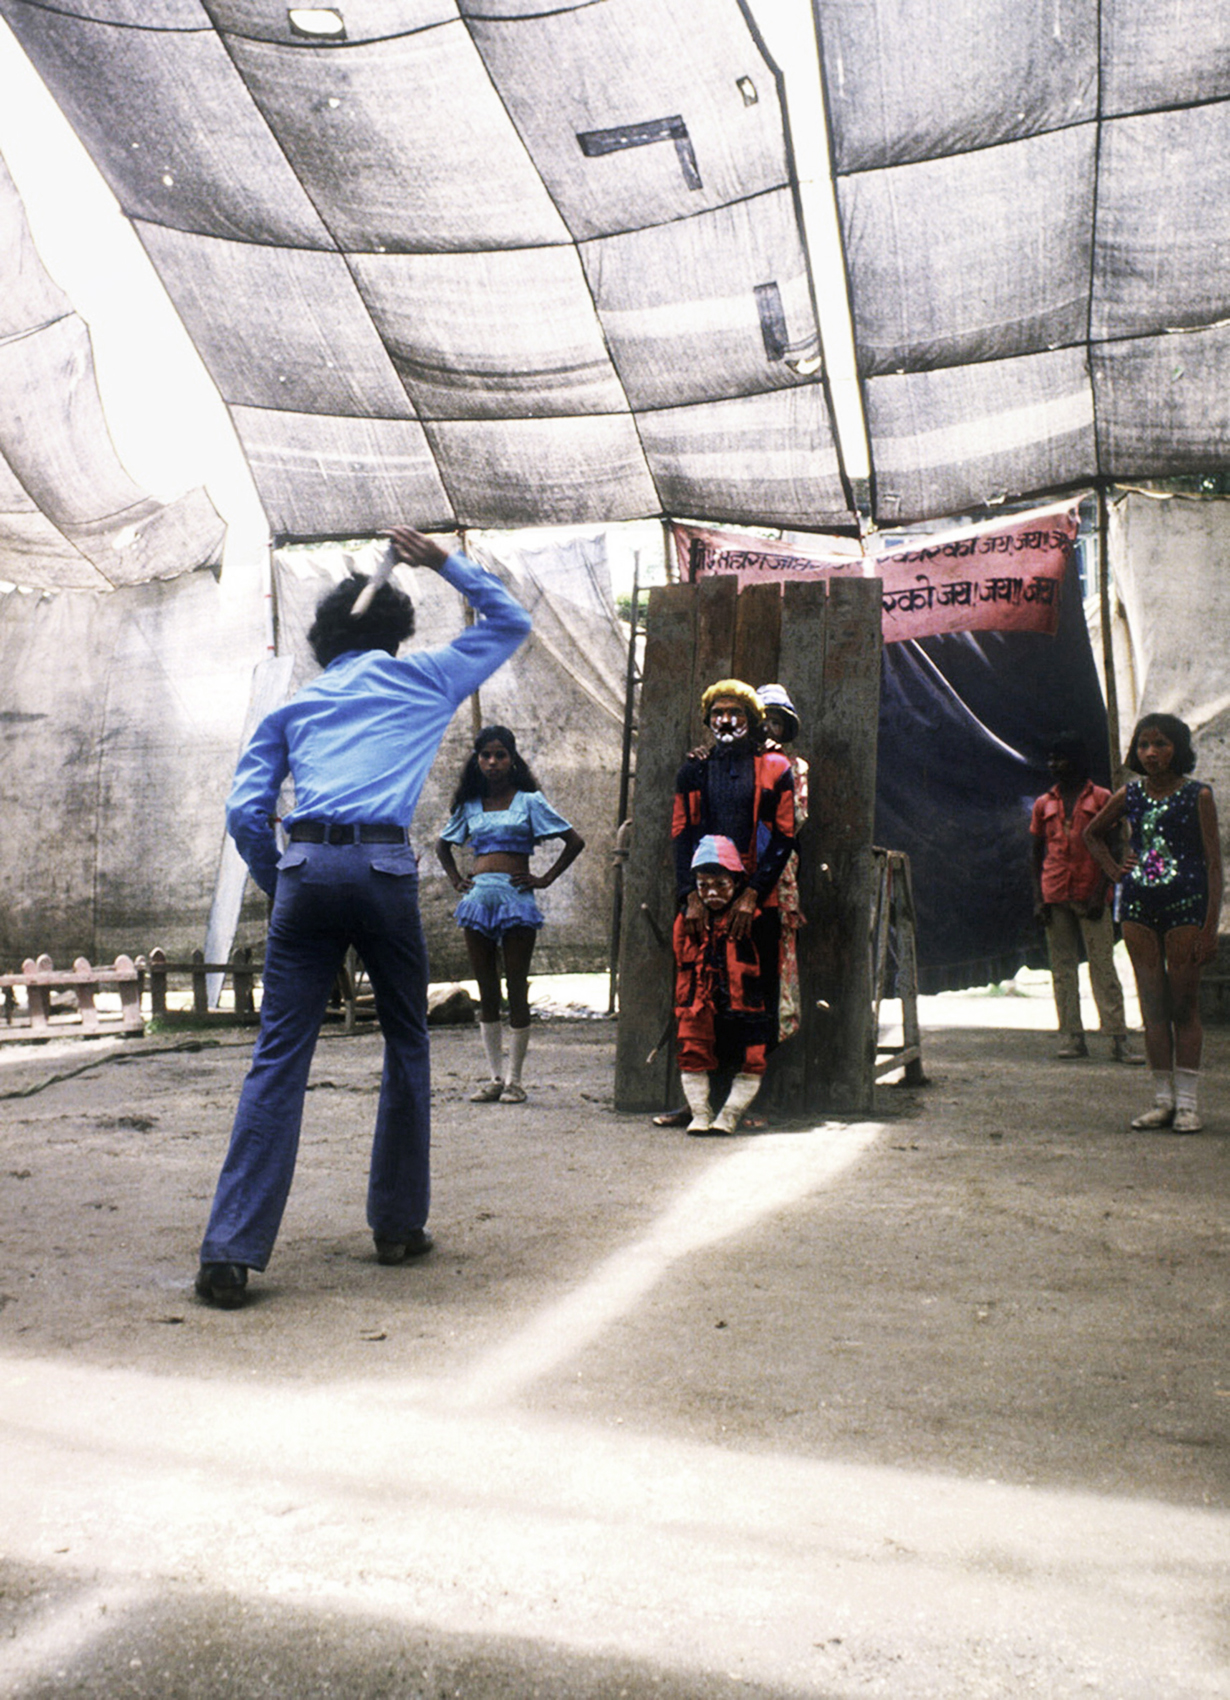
top-left (0, 955), bottom-right (143, 1041)
top-left (136, 948), bottom-right (257, 1020)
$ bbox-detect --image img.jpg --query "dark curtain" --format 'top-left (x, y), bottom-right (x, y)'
top-left (876, 558), bottom-right (1110, 991)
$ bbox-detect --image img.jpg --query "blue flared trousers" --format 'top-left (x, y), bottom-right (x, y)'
top-left (199, 840), bottom-right (431, 1270)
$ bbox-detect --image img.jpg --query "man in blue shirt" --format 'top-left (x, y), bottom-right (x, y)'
top-left (196, 527), bottom-right (531, 1308)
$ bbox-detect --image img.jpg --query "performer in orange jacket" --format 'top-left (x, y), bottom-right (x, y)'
top-left (673, 836), bottom-right (774, 1134)
top-left (671, 677), bottom-right (797, 1037)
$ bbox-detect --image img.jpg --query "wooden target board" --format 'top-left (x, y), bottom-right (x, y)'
top-left (614, 573), bottom-right (882, 1118)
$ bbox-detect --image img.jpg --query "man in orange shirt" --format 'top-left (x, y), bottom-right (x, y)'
top-left (1030, 732), bottom-right (1142, 1062)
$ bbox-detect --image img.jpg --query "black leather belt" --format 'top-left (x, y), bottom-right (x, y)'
top-left (289, 821), bottom-right (409, 845)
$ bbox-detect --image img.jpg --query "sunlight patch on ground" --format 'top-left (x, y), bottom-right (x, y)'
top-left (1, 1352), bottom-right (1225, 1700)
top-left (451, 1122), bottom-right (881, 1410)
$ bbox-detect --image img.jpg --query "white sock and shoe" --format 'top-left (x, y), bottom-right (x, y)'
top-left (500, 1026), bottom-right (530, 1103)
top-left (471, 1020), bottom-right (505, 1101)
top-left (710, 1072), bottom-right (762, 1134)
top-left (1131, 1070), bottom-right (1175, 1130)
top-left (1171, 1067), bottom-right (1202, 1133)
top-left (680, 1072), bottom-right (712, 1132)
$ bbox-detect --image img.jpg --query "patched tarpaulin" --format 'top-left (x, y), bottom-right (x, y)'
top-left (818, 0), bottom-right (1230, 523)
top-left (0, 569), bottom-right (265, 963)
top-left (0, 529), bottom-right (627, 966)
top-left (0, 148), bottom-right (225, 587)
top-left (1106, 488), bottom-right (1230, 816)
top-left (0, 0), bottom-right (851, 540)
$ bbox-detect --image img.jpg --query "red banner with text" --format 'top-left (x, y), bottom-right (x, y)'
top-left (674, 502), bottom-right (1079, 642)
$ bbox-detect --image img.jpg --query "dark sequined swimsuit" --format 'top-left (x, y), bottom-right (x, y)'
top-left (1118, 779), bottom-right (1211, 931)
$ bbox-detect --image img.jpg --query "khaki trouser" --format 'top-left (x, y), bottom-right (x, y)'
top-left (1045, 900), bottom-right (1127, 1038)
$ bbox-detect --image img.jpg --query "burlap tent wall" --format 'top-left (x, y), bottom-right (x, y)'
top-left (1107, 488), bottom-right (1230, 816)
top-left (224, 532), bottom-right (628, 978)
top-left (0, 568), bottom-right (265, 966)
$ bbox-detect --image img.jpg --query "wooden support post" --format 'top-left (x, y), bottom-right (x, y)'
top-left (72, 957), bottom-right (100, 1032)
top-left (191, 948), bottom-right (207, 1015)
top-left (232, 947), bottom-right (255, 1019)
top-left (114, 955), bottom-right (144, 1035)
top-left (24, 956), bottom-right (52, 1031)
top-left (148, 948), bottom-right (168, 1018)
top-left (894, 856), bottom-right (926, 1085)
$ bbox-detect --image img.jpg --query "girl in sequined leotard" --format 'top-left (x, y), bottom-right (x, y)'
top-left (1085, 714), bottom-right (1222, 1132)
top-left (436, 726), bottom-right (584, 1104)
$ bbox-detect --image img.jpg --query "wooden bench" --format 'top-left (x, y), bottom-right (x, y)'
top-left (0, 954), bottom-right (144, 1040)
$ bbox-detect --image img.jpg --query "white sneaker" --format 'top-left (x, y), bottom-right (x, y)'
top-left (1170, 1108), bottom-right (1203, 1134)
top-left (1131, 1104), bottom-right (1174, 1129)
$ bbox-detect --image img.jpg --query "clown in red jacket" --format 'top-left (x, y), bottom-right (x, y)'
top-left (671, 678), bottom-right (796, 1047)
top-left (673, 834), bottom-right (775, 1134)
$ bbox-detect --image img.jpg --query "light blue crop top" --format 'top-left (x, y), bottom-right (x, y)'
top-left (439, 790), bottom-right (574, 856)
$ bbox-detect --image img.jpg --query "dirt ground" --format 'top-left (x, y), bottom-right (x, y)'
top-left (1, 992), bottom-right (1227, 1699)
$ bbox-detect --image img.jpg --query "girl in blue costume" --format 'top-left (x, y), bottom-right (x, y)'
top-left (1085, 713), bottom-right (1222, 1133)
top-left (436, 726), bottom-right (584, 1102)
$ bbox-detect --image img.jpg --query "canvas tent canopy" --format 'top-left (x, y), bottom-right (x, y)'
top-left (0, 0), bottom-right (849, 546)
top-left (0, 147), bottom-right (223, 587)
top-left (3, 0), bottom-right (1230, 563)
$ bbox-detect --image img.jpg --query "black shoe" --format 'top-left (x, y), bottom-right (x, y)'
top-left (195, 1262), bottom-right (248, 1308)
top-left (374, 1229), bottom-right (434, 1265)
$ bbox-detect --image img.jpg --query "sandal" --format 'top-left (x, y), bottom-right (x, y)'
top-left (651, 1107), bottom-right (690, 1128)
top-left (499, 1083), bottom-right (527, 1104)
top-left (470, 1080), bottom-right (504, 1102)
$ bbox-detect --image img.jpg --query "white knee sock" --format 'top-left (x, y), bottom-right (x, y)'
top-left (1174, 1068), bottom-right (1199, 1112)
top-left (506, 1024), bottom-right (530, 1086)
top-left (712, 1072), bottom-right (762, 1133)
top-left (480, 1020), bottom-right (504, 1081)
top-left (1152, 1069), bottom-right (1175, 1108)
top-left (680, 1072), bottom-right (712, 1131)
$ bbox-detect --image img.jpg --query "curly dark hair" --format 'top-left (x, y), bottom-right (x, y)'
top-left (307, 574), bottom-right (415, 668)
top-left (451, 724), bottom-right (541, 808)
top-left (1125, 712), bottom-right (1197, 776)
top-left (1046, 730), bottom-right (1091, 783)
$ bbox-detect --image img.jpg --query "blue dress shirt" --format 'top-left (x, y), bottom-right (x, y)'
top-left (227, 551), bottom-right (531, 894)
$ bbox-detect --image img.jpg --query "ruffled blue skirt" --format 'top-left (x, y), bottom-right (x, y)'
top-left (453, 871), bottom-right (544, 938)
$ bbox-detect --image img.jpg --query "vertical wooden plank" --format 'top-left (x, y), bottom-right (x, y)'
top-left (614, 584), bottom-right (697, 1110)
top-left (895, 855), bottom-right (927, 1084)
top-left (25, 957), bottom-right (51, 1031)
top-left (763, 580), bottom-right (830, 1115)
top-left (191, 947), bottom-right (208, 1015)
top-left (732, 583), bottom-right (782, 693)
top-left (112, 955), bottom-right (143, 1034)
top-left (149, 948), bottom-right (168, 1018)
top-left (233, 946), bottom-right (255, 1019)
top-left (688, 575), bottom-right (738, 744)
top-left (801, 576), bottom-right (881, 1114)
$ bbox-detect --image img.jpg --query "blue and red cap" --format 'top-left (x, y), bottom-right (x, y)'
top-left (691, 834), bottom-right (745, 874)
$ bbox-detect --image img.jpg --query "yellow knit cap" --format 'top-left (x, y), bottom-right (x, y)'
top-left (700, 678), bottom-right (763, 727)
